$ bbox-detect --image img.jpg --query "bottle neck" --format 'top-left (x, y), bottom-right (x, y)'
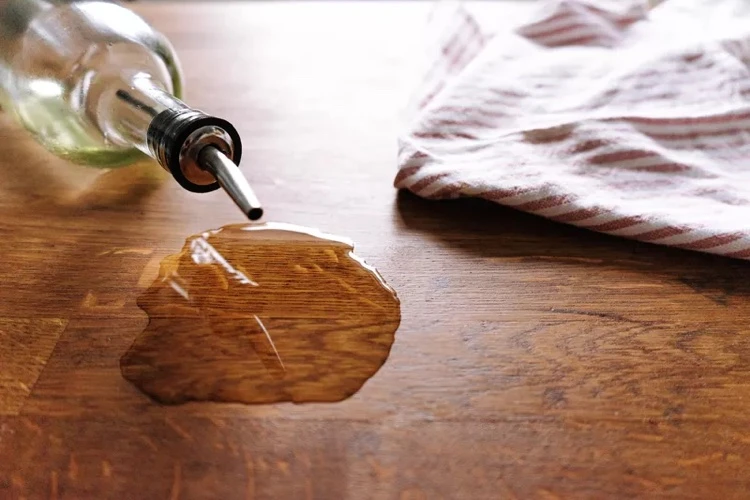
top-left (96, 73), bottom-right (242, 193)
top-left (95, 72), bottom-right (188, 155)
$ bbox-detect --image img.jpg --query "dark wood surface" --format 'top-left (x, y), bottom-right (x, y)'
top-left (3, 1), bottom-right (750, 498)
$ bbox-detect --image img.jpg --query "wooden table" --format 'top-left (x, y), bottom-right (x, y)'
top-left (3, 1), bottom-right (750, 498)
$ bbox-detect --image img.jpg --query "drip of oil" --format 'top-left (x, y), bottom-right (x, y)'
top-left (120, 222), bottom-right (401, 405)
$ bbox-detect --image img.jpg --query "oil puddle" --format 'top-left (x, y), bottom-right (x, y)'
top-left (121, 222), bottom-right (401, 405)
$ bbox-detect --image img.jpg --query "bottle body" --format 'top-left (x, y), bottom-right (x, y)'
top-left (0, 0), bottom-right (184, 167)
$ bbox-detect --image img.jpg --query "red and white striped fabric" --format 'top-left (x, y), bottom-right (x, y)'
top-left (396, 0), bottom-right (750, 259)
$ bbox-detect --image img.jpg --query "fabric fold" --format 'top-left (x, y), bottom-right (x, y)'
top-left (396, 0), bottom-right (750, 259)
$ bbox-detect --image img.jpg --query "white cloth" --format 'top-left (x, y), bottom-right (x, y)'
top-left (396, 0), bottom-right (750, 258)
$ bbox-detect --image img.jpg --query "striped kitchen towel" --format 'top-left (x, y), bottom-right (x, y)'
top-left (396, 0), bottom-right (750, 259)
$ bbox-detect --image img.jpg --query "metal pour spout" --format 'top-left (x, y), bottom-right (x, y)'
top-left (198, 146), bottom-right (263, 221)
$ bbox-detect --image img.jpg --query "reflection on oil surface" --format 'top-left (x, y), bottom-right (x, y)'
top-left (121, 222), bottom-right (401, 405)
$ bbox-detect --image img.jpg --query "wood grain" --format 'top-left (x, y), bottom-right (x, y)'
top-left (0, 318), bottom-right (67, 415)
top-left (120, 223), bottom-right (400, 405)
top-left (2, 1), bottom-right (750, 499)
